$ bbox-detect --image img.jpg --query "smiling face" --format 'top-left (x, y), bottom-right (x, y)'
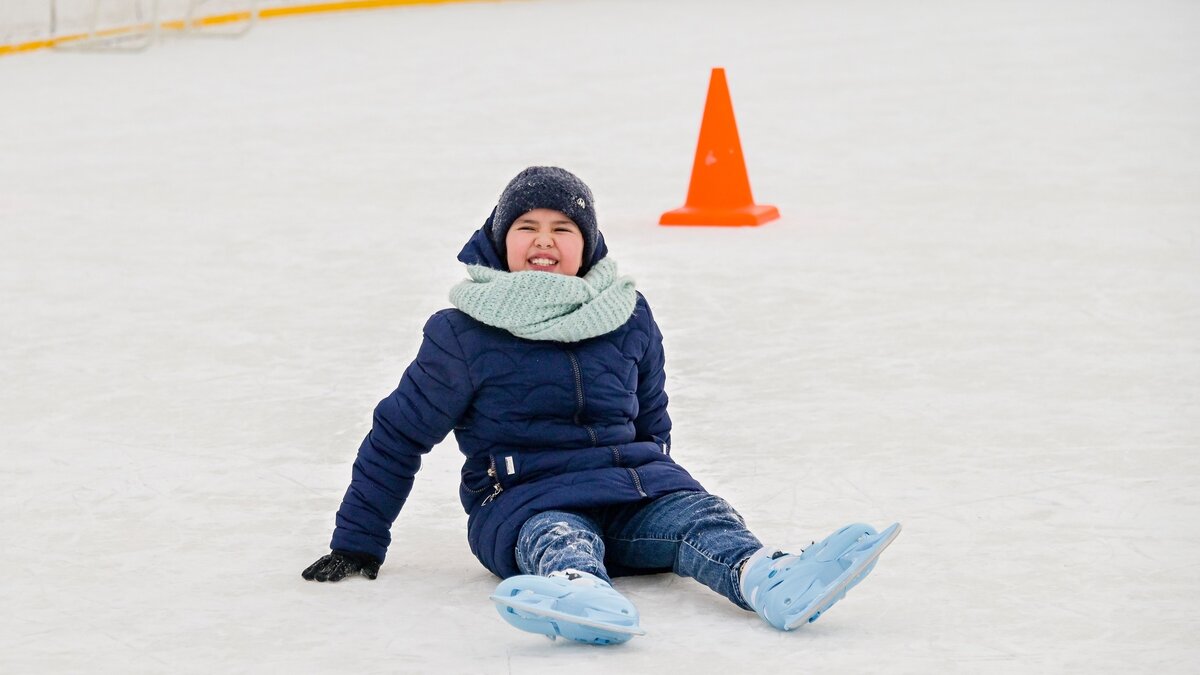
top-left (504, 208), bottom-right (585, 276)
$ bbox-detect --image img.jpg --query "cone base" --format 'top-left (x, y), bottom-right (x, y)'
top-left (659, 204), bottom-right (780, 227)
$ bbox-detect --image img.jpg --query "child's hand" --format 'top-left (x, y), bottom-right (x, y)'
top-left (301, 550), bottom-right (381, 582)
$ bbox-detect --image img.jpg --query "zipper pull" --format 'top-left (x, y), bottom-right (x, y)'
top-left (482, 459), bottom-right (502, 505)
top-left (482, 482), bottom-right (503, 505)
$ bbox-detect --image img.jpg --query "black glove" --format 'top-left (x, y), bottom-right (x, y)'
top-left (301, 550), bottom-right (381, 582)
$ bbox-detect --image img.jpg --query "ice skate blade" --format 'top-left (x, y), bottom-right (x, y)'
top-left (783, 522), bottom-right (902, 630)
top-left (490, 595), bottom-right (647, 636)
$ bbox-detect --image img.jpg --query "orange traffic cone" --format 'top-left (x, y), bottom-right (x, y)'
top-left (660, 68), bottom-right (779, 227)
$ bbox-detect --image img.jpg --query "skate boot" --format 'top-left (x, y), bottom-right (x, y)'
top-left (740, 522), bottom-right (901, 630)
top-left (490, 569), bottom-right (645, 645)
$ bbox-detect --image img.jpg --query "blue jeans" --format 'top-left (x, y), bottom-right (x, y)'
top-left (514, 491), bottom-right (763, 610)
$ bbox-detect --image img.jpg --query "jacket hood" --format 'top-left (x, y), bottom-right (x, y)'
top-left (457, 207), bottom-right (609, 275)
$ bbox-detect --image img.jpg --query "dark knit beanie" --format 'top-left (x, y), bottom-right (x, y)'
top-left (490, 166), bottom-right (599, 274)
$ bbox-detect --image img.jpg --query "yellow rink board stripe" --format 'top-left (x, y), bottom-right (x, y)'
top-left (0, 0), bottom-right (493, 57)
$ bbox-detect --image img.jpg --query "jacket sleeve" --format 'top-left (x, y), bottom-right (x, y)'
top-left (330, 311), bottom-right (474, 562)
top-left (633, 295), bottom-right (672, 449)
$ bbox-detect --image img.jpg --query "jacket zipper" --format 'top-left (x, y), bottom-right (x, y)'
top-left (462, 482), bottom-right (488, 495)
top-left (566, 350), bottom-right (597, 445)
top-left (627, 467), bottom-right (648, 497)
top-left (481, 457), bottom-right (503, 505)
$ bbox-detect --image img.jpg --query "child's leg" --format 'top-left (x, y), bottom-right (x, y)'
top-left (494, 510), bottom-right (642, 645)
top-left (601, 492), bottom-right (901, 630)
top-left (515, 509), bottom-right (609, 581)
top-left (602, 491), bottom-right (763, 610)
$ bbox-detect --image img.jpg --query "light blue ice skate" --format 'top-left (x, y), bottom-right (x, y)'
top-left (490, 569), bottom-right (645, 645)
top-left (742, 522), bottom-right (901, 631)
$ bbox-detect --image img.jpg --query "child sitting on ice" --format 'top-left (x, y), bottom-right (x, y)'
top-left (301, 166), bottom-right (900, 644)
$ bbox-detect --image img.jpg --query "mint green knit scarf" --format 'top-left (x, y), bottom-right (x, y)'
top-left (449, 258), bottom-right (637, 342)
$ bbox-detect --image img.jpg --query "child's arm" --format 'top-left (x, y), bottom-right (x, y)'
top-left (633, 295), bottom-right (672, 450)
top-left (319, 311), bottom-right (474, 573)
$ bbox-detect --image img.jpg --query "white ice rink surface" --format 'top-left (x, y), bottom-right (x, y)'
top-left (2, 0), bottom-right (1198, 672)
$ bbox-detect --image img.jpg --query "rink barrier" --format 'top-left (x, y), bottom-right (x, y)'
top-left (0, 0), bottom-right (489, 56)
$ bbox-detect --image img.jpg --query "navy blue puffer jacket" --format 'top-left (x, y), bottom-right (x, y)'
top-left (330, 221), bottom-right (706, 578)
